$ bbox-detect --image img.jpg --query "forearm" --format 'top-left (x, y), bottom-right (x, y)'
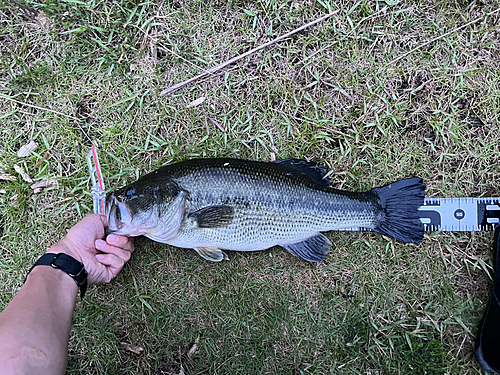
top-left (0, 261), bottom-right (78, 375)
top-left (0, 214), bottom-right (134, 374)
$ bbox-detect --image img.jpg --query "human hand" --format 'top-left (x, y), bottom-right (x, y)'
top-left (49, 214), bottom-right (134, 285)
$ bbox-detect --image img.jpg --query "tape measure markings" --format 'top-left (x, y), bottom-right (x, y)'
top-left (341, 197), bottom-right (500, 232)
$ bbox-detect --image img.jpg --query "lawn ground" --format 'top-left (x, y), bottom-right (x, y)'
top-left (1, 0), bottom-right (499, 373)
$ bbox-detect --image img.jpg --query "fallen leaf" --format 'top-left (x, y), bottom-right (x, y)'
top-left (35, 10), bottom-right (51, 29)
top-left (13, 165), bottom-right (32, 183)
top-left (187, 343), bottom-right (198, 358)
top-left (186, 96), bottom-right (206, 108)
top-left (31, 178), bottom-right (58, 193)
top-left (0, 174), bottom-right (16, 181)
top-left (120, 342), bottom-right (144, 355)
top-left (10, 194), bottom-right (18, 201)
top-left (17, 141), bottom-right (38, 157)
top-left (0, 189), bottom-right (6, 194)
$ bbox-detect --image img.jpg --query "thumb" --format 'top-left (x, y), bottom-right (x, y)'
top-left (90, 213), bottom-right (108, 229)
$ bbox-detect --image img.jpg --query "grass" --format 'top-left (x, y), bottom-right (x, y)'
top-left (1, 0), bottom-right (499, 373)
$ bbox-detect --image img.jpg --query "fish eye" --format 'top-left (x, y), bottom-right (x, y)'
top-left (125, 187), bottom-right (136, 198)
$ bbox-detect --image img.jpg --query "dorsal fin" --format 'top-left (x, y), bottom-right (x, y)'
top-left (273, 159), bottom-right (332, 187)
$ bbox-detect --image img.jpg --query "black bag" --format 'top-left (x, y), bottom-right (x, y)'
top-left (476, 226), bottom-right (500, 374)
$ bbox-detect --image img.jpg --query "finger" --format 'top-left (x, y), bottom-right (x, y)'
top-left (106, 234), bottom-right (134, 252)
top-left (77, 214), bottom-right (108, 239)
top-left (95, 253), bottom-right (125, 275)
top-left (99, 214), bottom-right (109, 228)
top-left (89, 213), bottom-right (108, 229)
top-left (95, 240), bottom-right (133, 262)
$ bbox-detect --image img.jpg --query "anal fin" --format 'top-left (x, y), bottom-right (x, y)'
top-left (280, 233), bottom-right (331, 262)
top-left (194, 246), bottom-right (229, 262)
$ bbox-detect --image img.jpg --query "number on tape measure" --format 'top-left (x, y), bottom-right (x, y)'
top-left (418, 198), bottom-right (500, 231)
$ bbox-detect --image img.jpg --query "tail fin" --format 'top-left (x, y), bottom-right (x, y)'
top-left (371, 178), bottom-right (425, 243)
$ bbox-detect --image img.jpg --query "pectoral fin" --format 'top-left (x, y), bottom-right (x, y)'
top-left (188, 205), bottom-right (234, 228)
top-left (280, 233), bottom-right (331, 262)
top-left (194, 246), bottom-right (230, 262)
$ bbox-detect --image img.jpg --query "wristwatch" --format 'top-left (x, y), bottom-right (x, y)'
top-left (26, 253), bottom-right (88, 299)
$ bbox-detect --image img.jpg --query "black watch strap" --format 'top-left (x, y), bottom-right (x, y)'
top-left (27, 253), bottom-right (88, 299)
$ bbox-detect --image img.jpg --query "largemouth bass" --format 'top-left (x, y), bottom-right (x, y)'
top-left (105, 158), bottom-right (425, 262)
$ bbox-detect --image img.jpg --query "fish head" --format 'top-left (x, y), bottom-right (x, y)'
top-left (105, 176), bottom-right (182, 238)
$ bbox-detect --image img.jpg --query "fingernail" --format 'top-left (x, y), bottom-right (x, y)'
top-left (107, 234), bottom-right (118, 243)
top-left (96, 254), bottom-right (104, 261)
top-left (95, 239), bottom-right (106, 250)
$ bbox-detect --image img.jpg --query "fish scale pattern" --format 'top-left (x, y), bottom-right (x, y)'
top-left (163, 159), bottom-right (379, 251)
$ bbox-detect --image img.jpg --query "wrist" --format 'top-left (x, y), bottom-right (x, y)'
top-left (27, 263), bottom-right (79, 295)
top-left (28, 253), bottom-right (88, 299)
top-left (48, 239), bottom-right (82, 264)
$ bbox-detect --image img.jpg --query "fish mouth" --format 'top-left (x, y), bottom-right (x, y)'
top-left (105, 192), bottom-right (126, 234)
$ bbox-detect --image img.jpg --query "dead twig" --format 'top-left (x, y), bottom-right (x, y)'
top-left (206, 115), bottom-right (226, 132)
top-left (32, 151), bottom-right (49, 170)
top-left (0, 96), bottom-right (93, 145)
top-left (159, 9), bottom-right (339, 96)
top-left (387, 7), bottom-right (500, 66)
top-left (0, 94), bottom-right (80, 121)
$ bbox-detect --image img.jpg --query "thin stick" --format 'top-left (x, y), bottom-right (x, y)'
top-left (0, 93), bottom-right (95, 144)
top-left (159, 10), bottom-right (339, 96)
top-left (387, 7), bottom-right (500, 66)
top-left (0, 93), bottom-right (80, 121)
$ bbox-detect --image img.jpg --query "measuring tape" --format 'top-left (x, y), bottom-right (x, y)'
top-left (342, 198), bottom-right (500, 232)
top-left (418, 197), bottom-right (500, 232)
